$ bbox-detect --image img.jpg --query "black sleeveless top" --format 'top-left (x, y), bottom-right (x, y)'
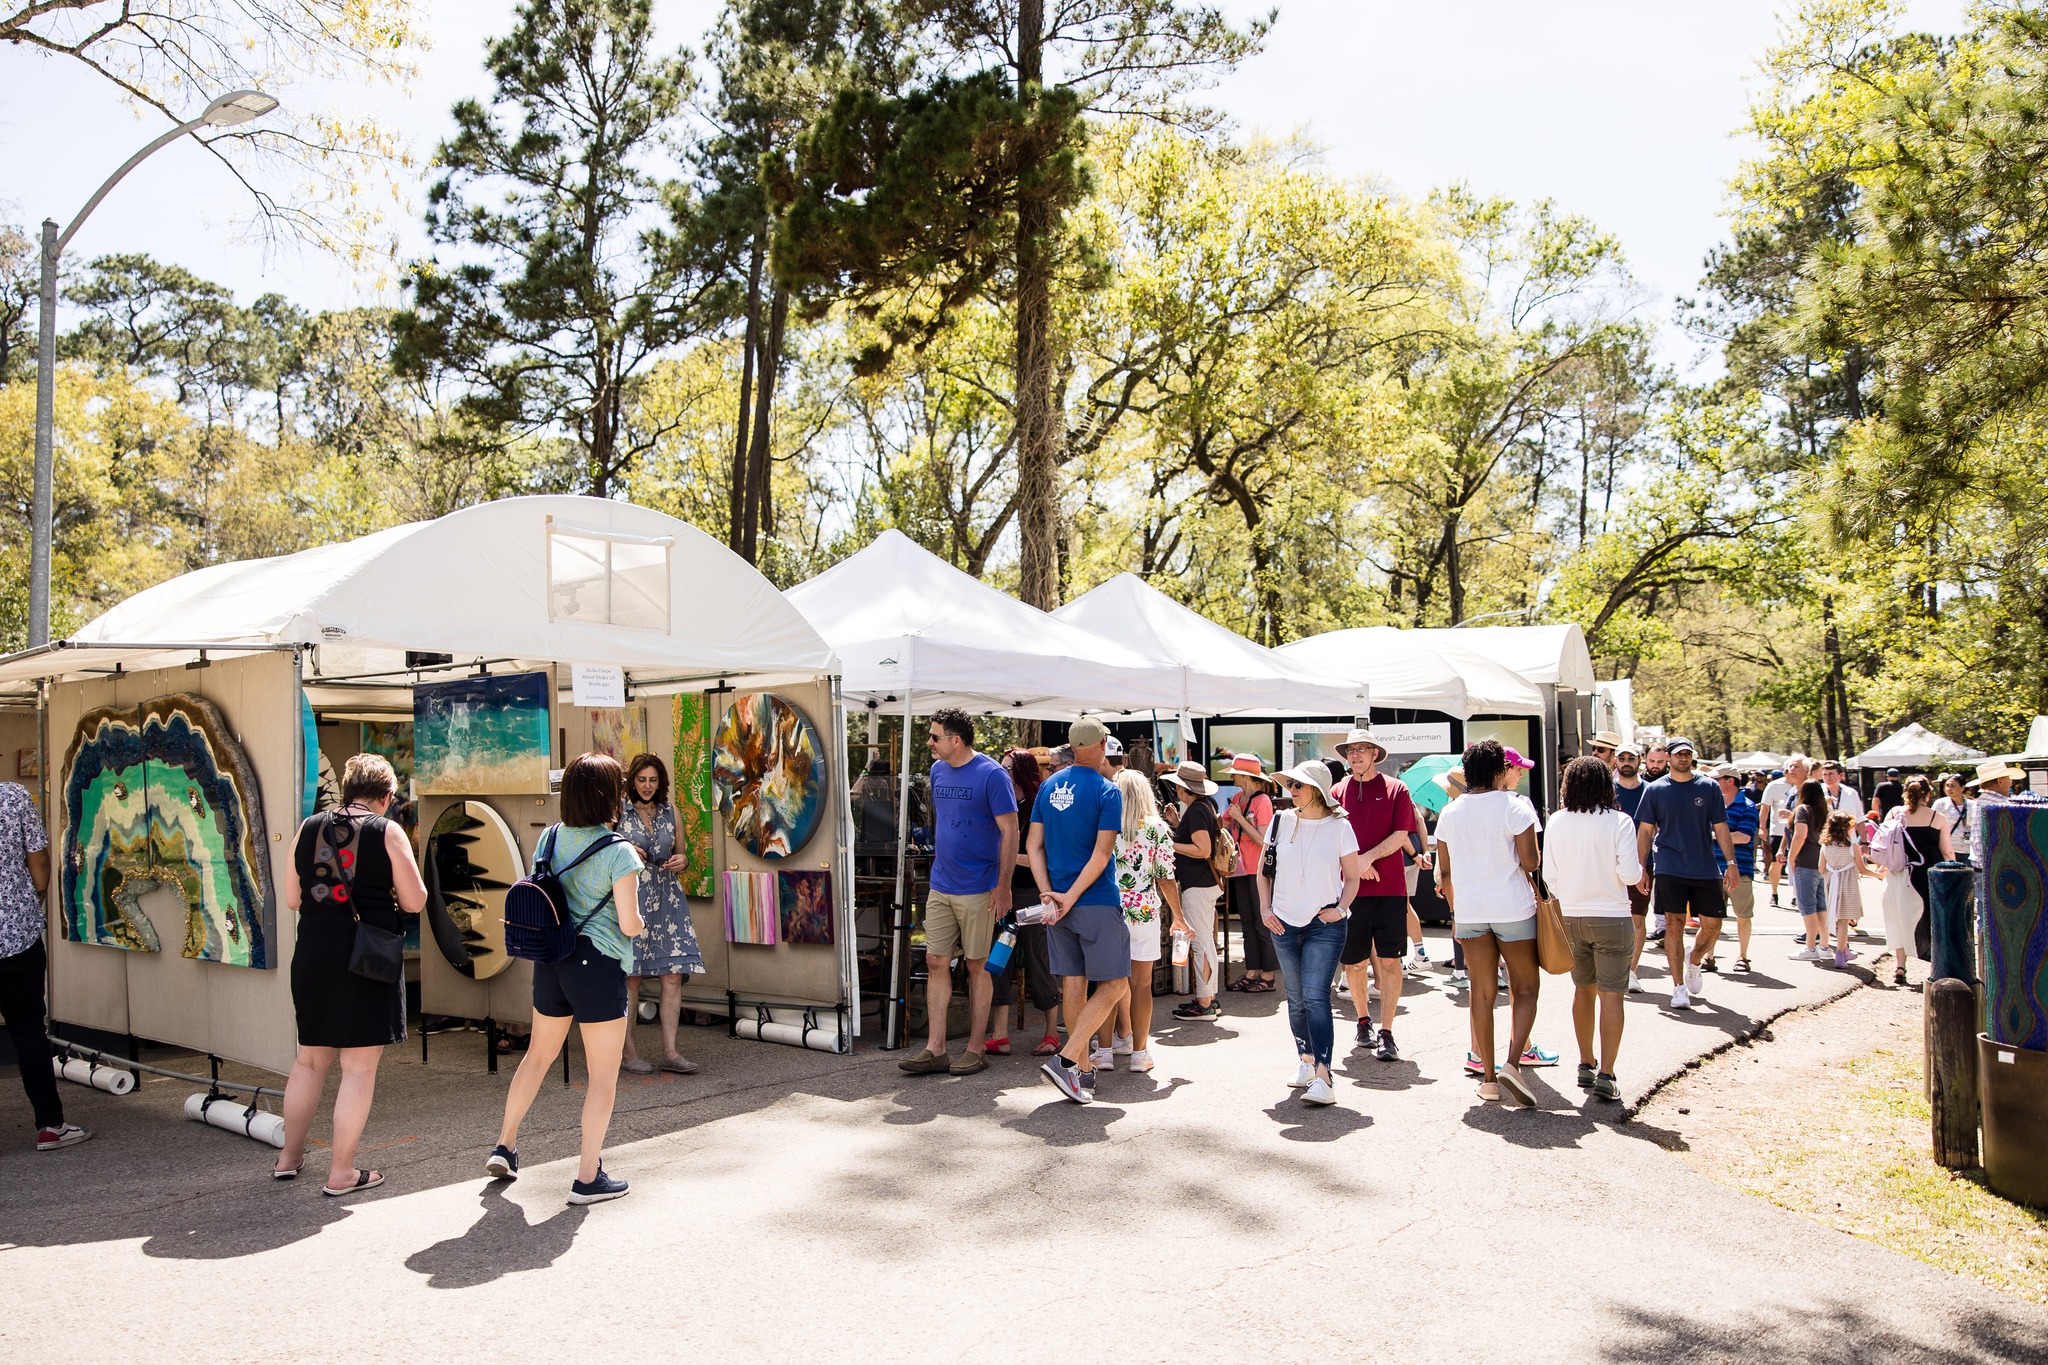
top-left (294, 809), bottom-right (400, 930)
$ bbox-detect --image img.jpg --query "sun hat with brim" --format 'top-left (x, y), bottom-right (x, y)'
top-left (1969, 759), bottom-right (2027, 788)
top-left (1276, 761), bottom-right (1336, 805)
top-left (1434, 766), bottom-right (1469, 798)
top-left (1502, 746), bottom-right (1535, 770)
top-left (1591, 730), bottom-right (1623, 749)
top-left (1228, 753), bottom-right (1278, 786)
top-left (1334, 727), bottom-right (1387, 758)
top-left (1160, 761), bottom-right (1219, 797)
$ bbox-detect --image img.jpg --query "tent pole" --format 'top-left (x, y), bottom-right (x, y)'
top-left (884, 667), bottom-right (915, 1050)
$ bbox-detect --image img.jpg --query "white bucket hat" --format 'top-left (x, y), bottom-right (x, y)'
top-left (1277, 760), bottom-right (1336, 805)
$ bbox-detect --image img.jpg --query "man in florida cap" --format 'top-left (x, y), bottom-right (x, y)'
top-left (1030, 716), bottom-right (1129, 1103)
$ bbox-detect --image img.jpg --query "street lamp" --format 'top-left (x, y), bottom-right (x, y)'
top-left (27, 89), bottom-right (281, 647)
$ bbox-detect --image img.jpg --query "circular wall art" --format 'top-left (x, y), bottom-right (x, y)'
top-left (712, 692), bottom-right (827, 859)
top-left (423, 800), bottom-right (520, 979)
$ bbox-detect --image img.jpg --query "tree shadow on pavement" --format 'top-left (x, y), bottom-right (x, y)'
top-left (404, 1183), bottom-right (587, 1289)
top-left (1600, 1298), bottom-right (2048, 1363)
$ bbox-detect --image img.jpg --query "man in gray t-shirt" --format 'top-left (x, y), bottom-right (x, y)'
top-left (0, 782), bottom-right (90, 1150)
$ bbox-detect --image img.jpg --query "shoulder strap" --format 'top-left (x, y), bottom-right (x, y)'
top-left (553, 829), bottom-right (626, 876)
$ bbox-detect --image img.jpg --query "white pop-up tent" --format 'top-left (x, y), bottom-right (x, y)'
top-left (1275, 627), bottom-right (1544, 720)
top-left (1846, 722), bottom-right (1986, 770)
top-left (1412, 624), bottom-right (1597, 693)
top-left (1052, 573), bottom-right (1368, 717)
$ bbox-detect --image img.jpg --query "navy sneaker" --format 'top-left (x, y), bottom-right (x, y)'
top-left (1172, 999), bottom-right (1220, 1020)
top-left (1355, 1018), bottom-right (1378, 1049)
top-left (1039, 1055), bottom-right (1091, 1104)
top-left (1375, 1028), bottom-right (1399, 1063)
top-left (485, 1144), bottom-right (519, 1180)
top-left (568, 1166), bottom-right (629, 1205)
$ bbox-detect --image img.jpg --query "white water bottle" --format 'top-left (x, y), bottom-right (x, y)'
top-left (1171, 928), bottom-right (1191, 965)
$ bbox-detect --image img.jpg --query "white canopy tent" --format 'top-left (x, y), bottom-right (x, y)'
top-left (1411, 624), bottom-right (1597, 693)
top-left (1846, 722), bottom-right (1987, 770)
top-left (1052, 573), bottom-right (1368, 718)
top-left (1275, 627), bottom-right (1544, 720)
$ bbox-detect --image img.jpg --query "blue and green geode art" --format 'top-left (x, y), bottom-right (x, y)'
top-left (61, 694), bottom-right (274, 968)
top-left (1980, 801), bottom-right (2048, 1050)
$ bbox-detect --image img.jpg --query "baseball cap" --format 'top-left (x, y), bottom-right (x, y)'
top-left (1616, 742), bottom-right (1641, 758)
top-left (1104, 734), bottom-right (1125, 757)
top-left (1710, 763), bottom-right (1740, 779)
top-left (1502, 746), bottom-right (1535, 770)
top-left (1770, 768), bottom-right (1785, 778)
top-left (1667, 737), bottom-right (1698, 755)
top-left (1068, 716), bottom-right (1108, 749)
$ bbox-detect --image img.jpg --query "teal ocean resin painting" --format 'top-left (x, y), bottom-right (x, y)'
top-left (414, 672), bottom-right (553, 795)
top-left (60, 693), bottom-right (274, 967)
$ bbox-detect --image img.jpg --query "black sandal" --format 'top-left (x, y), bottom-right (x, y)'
top-left (321, 1168), bottom-right (384, 1197)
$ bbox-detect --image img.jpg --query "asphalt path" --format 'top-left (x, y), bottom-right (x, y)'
top-left (3, 880), bottom-right (2045, 1363)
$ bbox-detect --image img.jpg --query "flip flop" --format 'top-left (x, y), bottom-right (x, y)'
top-left (271, 1161), bottom-right (303, 1181)
top-left (321, 1169), bottom-right (384, 1197)
top-left (658, 1056), bottom-right (700, 1075)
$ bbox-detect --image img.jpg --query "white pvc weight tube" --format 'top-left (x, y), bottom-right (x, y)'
top-left (52, 1056), bottom-right (136, 1094)
top-left (184, 1092), bottom-right (286, 1147)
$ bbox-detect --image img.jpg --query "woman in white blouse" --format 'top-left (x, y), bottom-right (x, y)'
top-left (1256, 761), bottom-right (1362, 1107)
top-left (1541, 757), bottom-right (1644, 1102)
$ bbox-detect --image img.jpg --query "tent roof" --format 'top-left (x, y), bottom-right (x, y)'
top-left (1845, 722), bottom-right (1987, 769)
top-left (0, 496), bottom-right (834, 691)
top-left (1052, 574), bottom-right (1367, 717)
top-left (1409, 624), bottom-right (1597, 692)
top-left (1276, 627), bottom-right (1545, 719)
top-left (784, 531), bottom-right (1187, 716)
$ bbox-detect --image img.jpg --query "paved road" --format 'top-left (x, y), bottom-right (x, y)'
top-left (4, 884), bottom-right (2045, 1363)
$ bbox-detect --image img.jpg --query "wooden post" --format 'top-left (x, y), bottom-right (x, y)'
top-left (1926, 979), bottom-right (1980, 1170)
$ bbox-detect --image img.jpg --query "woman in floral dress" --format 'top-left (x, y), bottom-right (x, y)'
top-left (618, 753), bottom-right (705, 1075)
top-left (1091, 768), bottom-right (1183, 1075)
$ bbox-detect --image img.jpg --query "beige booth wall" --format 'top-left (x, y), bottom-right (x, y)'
top-left (44, 650), bottom-right (301, 1074)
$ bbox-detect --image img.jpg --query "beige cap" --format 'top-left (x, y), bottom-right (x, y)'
top-left (1069, 716), bottom-right (1108, 749)
top-left (1335, 727), bottom-right (1386, 758)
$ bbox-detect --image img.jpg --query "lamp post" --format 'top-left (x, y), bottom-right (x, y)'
top-left (28, 89), bottom-right (280, 648)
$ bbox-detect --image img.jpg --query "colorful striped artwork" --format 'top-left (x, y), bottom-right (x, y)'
top-left (672, 693), bottom-right (717, 898)
top-left (1980, 802), bottom-right (2048, 1050)
top-left (724, 869), bottom-right (779, 945)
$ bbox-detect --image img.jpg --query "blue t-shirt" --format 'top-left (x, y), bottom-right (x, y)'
top-left (929, 752), bottom-right (1019, 895)
top-left (1717, 791), bottom-right (1759, 876)
top-left (1637, 774), bottom-right (1728, 881)
top-left (1615, 779), bottom-right (1647, 821)
top-left (1030, 764), bottom-right (1123, 907)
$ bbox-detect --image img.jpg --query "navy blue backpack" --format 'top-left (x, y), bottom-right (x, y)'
top-left (502, 825), bottom-right (627, 964)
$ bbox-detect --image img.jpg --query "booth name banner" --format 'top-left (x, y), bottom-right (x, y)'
top-left (60, 693), bottom-right (275, 969)
top-left (1373, 723), bottom-right (1455, 753)
top-left (571, 664), bottom-right (626, 709)
top-left (713, 692), bottom-right (828, 859)
top-left (414, 672), bottom-right (552, 795)
top-left (671, 693), bottom-right (717, 898)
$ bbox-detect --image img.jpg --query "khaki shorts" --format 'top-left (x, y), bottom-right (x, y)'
top-left (1565, 916), bottom-right (1634, 993)
top-left (1729, 878), bottom-right (1755, 920)
top-left (923, 889), bottom-right (995, 962)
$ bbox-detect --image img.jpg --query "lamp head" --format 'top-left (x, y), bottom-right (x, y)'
top-left (202, 90), bottom-right (280, 127)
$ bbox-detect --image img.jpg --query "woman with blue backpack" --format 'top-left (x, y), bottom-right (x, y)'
top-left (488, 753), bottom-right (646, 1205)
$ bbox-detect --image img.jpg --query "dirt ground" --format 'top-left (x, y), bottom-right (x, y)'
top-left (1640, 975), bottom-right (2048, 1306)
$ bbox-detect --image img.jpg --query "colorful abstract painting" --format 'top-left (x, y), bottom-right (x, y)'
top-left (724, 869), bottom-right (779, 944)
top-left (589, 705), bottom-right (647, 763)
top-left (414, 672), bottom-right (552, 795)
top-left (1980, 802), bottom-right (2048, 1050)
top-left (671, 692), bottom-right (716, 897)
top-left (60, 693), bottom-right (274, 968)
top-left (423, 800), bottom-right (519, 980)
top-left (778, 869), bottom-right (834, 946)
top-left (712, 692), bottom-right (827, 860)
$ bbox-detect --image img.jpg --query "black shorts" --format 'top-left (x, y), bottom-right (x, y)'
top-left (1768, 833), bottom-right (1784, 864)
top-left (532, 936), bottom-right (629, 1023)
top-left (1627, 882), bottom-right (1650, 917)
top-left (1343, 896), bottom-right (1409, 964)
top-left (1653, 876), bottom-right (1726, 922)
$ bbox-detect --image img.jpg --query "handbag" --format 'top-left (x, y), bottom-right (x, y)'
top-left (1532, 873), bottom-right (1571, 975)
top-left (314, 811), bottom-right (404, 985)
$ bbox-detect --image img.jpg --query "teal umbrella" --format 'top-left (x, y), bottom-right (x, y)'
top-left (1398, 754), bottom-right (1462, 815)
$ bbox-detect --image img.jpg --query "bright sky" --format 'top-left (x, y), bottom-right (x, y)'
top-left (1, 0), bottom-right (1968, 376)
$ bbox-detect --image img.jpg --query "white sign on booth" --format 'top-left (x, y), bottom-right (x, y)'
top-left (571, 664), bottom-right (626, 708)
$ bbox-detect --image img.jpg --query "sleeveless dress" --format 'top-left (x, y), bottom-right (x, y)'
top-left (1904, 822), bottom-right (1946, 962)
top-left (618, 802), bottom-right (703, 976)
top-left (1821, 844), bottom-right (1859, 932)
top-left (290, 810), bottom-right (407, 1047)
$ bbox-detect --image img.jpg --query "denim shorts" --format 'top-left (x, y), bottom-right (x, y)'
top-left (532, 936), bottom-right (629, 1023)
top-left (1454, 916), bottom-right (1538, 942)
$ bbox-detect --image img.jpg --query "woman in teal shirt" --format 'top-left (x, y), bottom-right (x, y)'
top-left (488, 753), bottom-right (645, 1205)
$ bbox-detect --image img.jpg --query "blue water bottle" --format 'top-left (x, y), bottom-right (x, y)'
top-left (986, 921), bottom-right (1017, 974)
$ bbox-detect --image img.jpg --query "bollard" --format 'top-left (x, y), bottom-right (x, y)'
top-left (1926, 978), bottom-right (1980, 1170)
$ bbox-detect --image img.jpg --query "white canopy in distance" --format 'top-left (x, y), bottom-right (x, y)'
top-left (1053, 573), bottom-right (1368, 718)
top-left (1409, 624), bottom-right (1597, 693)
top-left (1845, 722), bottom-right (1987, 770)
top-left (0, 496), bottom-right (834, 691)
top-left (785, 531), bottom-right (1187, 717)
top-left (1277, 627), bottom-right (1544, 720)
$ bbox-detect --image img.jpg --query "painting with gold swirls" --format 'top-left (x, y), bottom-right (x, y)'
top-left (60, 694), bottom-right (274, 968)
top-left (711, 692), bottom-right (826, 859)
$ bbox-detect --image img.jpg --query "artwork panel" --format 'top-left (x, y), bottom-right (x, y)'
top-left (671, 693), bottom-right (716, 898)
top-left (414, 672), bottom-right (552, 795)
top-left (712, 692), bottom-right (827, 860)
top-left (588, 705), bottom-right (648, 762)
top-left (423, 800), bottom-right (519, 980)
top-left (778, 869), bottom-right (834, 946)
top-left (1981, 803), bottom-right (2048, 1049)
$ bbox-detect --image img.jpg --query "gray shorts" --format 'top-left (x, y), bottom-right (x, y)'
top-left (1048, 901), bottom-right (1130, 982)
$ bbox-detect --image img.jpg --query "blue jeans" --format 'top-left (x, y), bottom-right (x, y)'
top-left (1792, 867), bottom-right (1824, 920)
top-left (1270, 915), bottom-right (1347, 1068)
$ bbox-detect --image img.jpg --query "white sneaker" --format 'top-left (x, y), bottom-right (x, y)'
top-left (1288, 1060), bottom-right (1314, 1088)
top-left (1127, 1049), bottom-right (1155, 1072)
top-left (1627, 972), bottom-right (1643, 994)
top-left (1792, 946), bottom-right (1824, 961)
top-left (1091, 1046), bottom-right (1115, 1073)
top-left (1111, 1033), bottom-right (1134, 1056)
top-left (1685, 961), bottom-right (1705, 996)
top-left (1336, 978), bottom-right (1351, 996)
top-left (1670, 985), bottom-right (1692, 1009)
top-left (1301, 1077), bottom-right (1336, 1106)
top-left (1449, 967), bottom-right (1469, 984)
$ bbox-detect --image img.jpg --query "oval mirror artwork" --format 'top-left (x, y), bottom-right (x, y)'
top-left (712, 692), bottom-right (827, 859)
top-left (423, 800), bottom-right (520, 979)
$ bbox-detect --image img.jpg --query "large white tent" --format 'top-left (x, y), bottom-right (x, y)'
top-left (1846, 722), bottom-right (1986, 770)
top-left (1411, 624), bottom-right (1597, 693)
top-left (1275, 627), bottom-right (1544, 720)
top-left (784, 530), bottom-right (1187, 716)
top-left (0, 495), bottom-right (834, 691)
top-left (1052, 573), bottom-right (1368, 717)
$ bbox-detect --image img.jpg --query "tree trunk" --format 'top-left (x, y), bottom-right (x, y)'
top-left (729, 232), bottom-right (764, 554)
top-left (1013, 0), bottom-right (1060, 609)
top-left (741, 283), bottom-right (788, 566)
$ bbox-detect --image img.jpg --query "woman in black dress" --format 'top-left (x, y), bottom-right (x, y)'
top-left (276, 754), bottom-right (427, 1194)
